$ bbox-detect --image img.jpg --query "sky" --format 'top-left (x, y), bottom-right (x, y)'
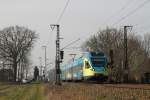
top-left (0, 0), bottom-right (150, 70)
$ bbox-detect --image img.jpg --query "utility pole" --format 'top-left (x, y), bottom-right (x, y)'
top-left (42, 46), bottom-right (47, 80)
top-left (123, 26), bottom-right (132, 83)
top-left (50, 24), bottom-right (61, 85)
top-left (39, 57), bottom-right (42, 78)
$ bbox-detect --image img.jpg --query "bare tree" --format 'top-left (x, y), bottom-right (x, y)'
top-left (18, 53), bottom-right (30, 81)
top-left (0, 26), bottom-right (38, 82)
top-left (143, 33), bottom-right (150, 57)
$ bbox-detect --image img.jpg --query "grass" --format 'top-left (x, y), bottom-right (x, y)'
top-left (47, 83), bottom-right (150, 100)
top-left (0, 83), bottom-right (47, 100)
top-left (0, 82), bottom-right (150, 100)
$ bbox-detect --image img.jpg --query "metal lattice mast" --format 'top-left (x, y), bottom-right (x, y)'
top-left (50, 24), bottom-right (61, 85)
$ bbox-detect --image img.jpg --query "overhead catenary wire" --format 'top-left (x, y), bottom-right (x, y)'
top-left (56, 0), bottom-right (71, 24)
top-left (112, 0), bottom-right (150, 26)
top-left (102, 0), bottom-right (135, 27)
top-left (61, 38), bottom-right (80, 50)
top-left (45, 0), bottom-right (71, 66)
top-left (46, 0), bottom-right (71, 46)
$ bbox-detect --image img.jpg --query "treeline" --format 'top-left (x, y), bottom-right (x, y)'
top-left (0, 26), bottom-right (38, 82)
top-left (83, 27), bottom-right (150, 82)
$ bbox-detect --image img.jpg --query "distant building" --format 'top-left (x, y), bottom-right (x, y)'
top-left (0, 60), bottom-right (14, 82)
top-left (0, 69), bottom-right (14, 82)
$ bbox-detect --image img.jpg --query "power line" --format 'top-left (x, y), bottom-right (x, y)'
top-left (61, 38), bottom-right (80, 50)
top-left (46, 0), bottom-right (71, 46)
top-left (63, 47), bottom-right (81, 50)
top-left (102, 0), bottom-right (135, 26)
top-left (56, 0), bottom-right (71, 24)
top-left (112, 0), bottom-right (150, 26)
top-left (45, 0), bottom-right (71, 71)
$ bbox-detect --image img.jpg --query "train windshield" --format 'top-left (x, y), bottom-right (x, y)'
top-left (91, 52), bottom-right (104, 56)
top-left (91, 58), bottom-right (105, 67)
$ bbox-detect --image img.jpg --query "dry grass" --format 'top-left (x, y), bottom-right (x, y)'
top-left (0, 82), bottom-right (150, 100)
top-left (47, 83), bottom-right (150, 100)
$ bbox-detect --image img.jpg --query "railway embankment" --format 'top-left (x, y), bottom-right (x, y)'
top-left (0, 82), bottom-right (150, 100)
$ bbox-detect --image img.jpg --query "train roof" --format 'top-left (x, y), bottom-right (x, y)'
top-left (61, 57), bottom-right (83, 71)
top-left (61, 51), bottom-right (106, 71)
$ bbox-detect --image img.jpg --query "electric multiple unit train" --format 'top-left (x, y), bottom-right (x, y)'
top-left (61, 52), bottom-right (108, 81)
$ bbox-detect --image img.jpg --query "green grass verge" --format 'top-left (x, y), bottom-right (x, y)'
top-left (0, 83), bottom-right (48, 100)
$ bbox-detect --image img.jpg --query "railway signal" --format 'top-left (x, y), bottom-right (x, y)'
top-left (60, 50), bottom-right (64, 60)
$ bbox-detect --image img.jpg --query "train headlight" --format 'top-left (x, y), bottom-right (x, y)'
top-left (90, 68), bottom-right (95, 71)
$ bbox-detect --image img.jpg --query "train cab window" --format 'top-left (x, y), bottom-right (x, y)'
top-left (85, 61), bottom-right (90, 69)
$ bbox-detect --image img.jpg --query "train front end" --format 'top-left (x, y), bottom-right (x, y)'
top-left (83, 52), bottom-right (108, 81)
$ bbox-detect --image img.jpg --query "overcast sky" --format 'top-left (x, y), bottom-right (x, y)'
top-left (0, 0), bottom-right (150, 70)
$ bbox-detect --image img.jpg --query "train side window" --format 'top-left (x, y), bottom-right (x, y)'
top-left (85, 61), bottom-right (90, 69)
